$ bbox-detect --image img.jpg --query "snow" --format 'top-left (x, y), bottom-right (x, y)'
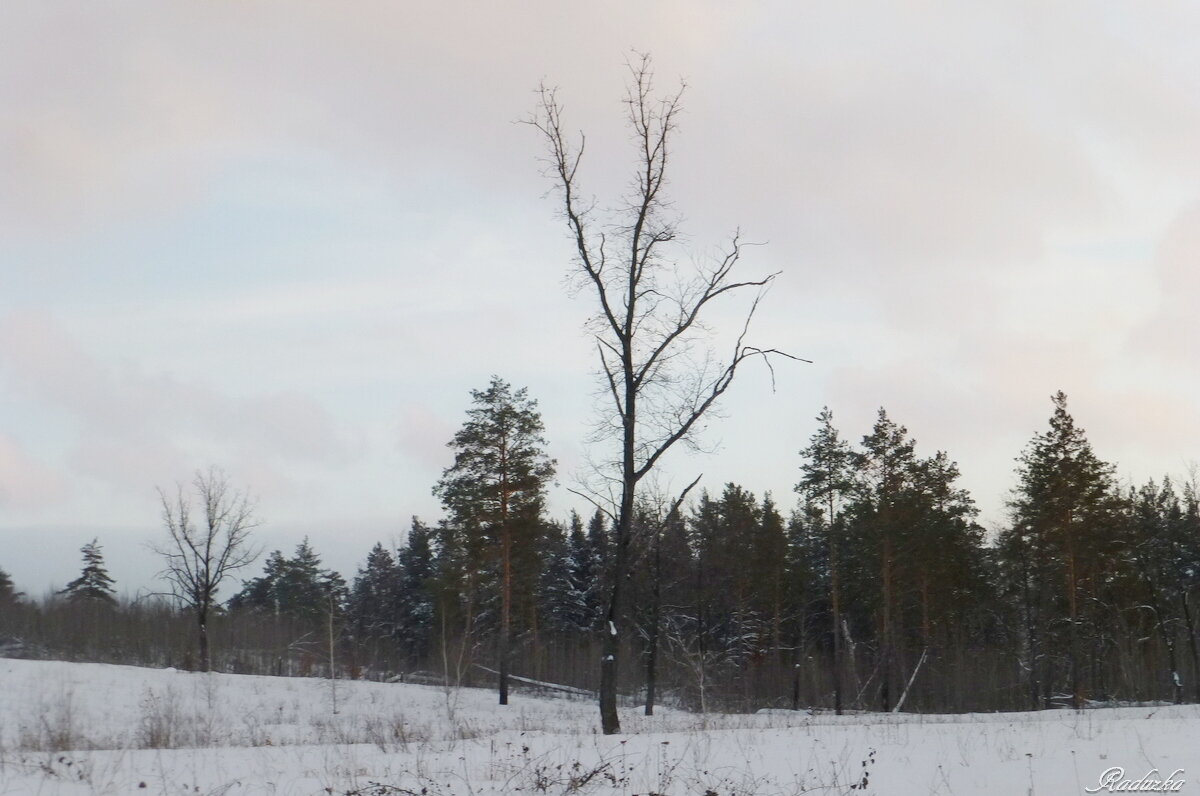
top-left (1, 658), bottom-right (1198, 794)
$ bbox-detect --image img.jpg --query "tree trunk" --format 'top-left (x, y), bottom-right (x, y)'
top-left (499, 440), bottom-right (511, 706)
top-left (829, 498), bottom-right (843, 716)
top-left (645, 524), bottom-right (662, 716)
top-left (920, 574), bottom-right (931, 645)
top-left (880, 536), bottom-right (893, 712)
top-left (500, 524), bottom-right (511, 706)
top-left (1021, 550), bottom-right (1042, 711)
top-left (599, 319), bottom-right (639, 735)
top-left (599, 591), bottom-right (621, 733)
top-left (198, 604), bottom-right (210, 673)
top-left (1067, 535), bottom-right (1081, 710)
top-left (530, 599), bottom-right (542, 681)
top-left (644, 627), bottom-right (659, 716)
top-left (600, 478), bottom-right (634, 734)
top-left (1028, 611), bottom-right (1041, 711)
top-left (328, 591), bottom-right (338, 714)
top-left (1145, 586), bottom-right (1181, 704)
top-left (1180, 591), bottom-right (1200, 703)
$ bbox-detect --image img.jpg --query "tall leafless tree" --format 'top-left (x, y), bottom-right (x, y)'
top-left (153, 467), bottom-right (260, 672)
top-left (530, 53), bottom-right (801, 734)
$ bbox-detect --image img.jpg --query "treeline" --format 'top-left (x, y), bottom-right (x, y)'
top-left (3, 386), bottom-right (1200, 715)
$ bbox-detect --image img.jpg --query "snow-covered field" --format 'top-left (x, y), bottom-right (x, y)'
top-left (0, 659), bottom-right (1196, 795)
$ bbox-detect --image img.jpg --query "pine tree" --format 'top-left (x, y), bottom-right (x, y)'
top-left (754, 494), bottom-right (788, 659)
top-left (60, 538), bottom-right (117, 607)
top-left (852, 408), bottom-right (919, 711)
top-left (796, 407), bottom-right (855, 713)
top-left (434, 376), bottom-right (555, 704)
top-left (1000, 391), bottom-right (1118, 709)
top-left (905, 449), bottom-right (988, 710)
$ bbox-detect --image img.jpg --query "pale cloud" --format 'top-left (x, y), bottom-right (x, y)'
top-left (1136, 202), bottom-right (1200, 363)
top-left (396, 402), bottom-right (456, 473)
top-left (0, 310), bottom-right (360, 497)
top-left (0, 433), bottom-right (67, 511)
top-left (3, 2), bottom-right (1200, 591)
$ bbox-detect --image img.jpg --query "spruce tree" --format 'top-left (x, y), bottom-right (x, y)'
top-left (278, 539), bottom-right (344, 622)
top-left (348, 542), bottom-right (399, 642)
top-left (60, 538), bottom-right (117, 607)
top-left (230, 550), bottom-right (289, 614)
top-left (230, 539), bottom-right (345, 624)
top-left (431, 516), bottom-right (483, 682)
top-left (582, 509), bottom-right (611, 631)
top-left (0, 567), bottom-right (20, 605)
top-left (395, 518), bottom-right (435, 662)
top-left (641, 503), bottom-right (692, 715)
top-left (562, 511), bottom-right (594, 632)
top-left (537, 517), bottom-right (576, 634)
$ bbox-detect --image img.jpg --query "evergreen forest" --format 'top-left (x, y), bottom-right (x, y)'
top-left (3, 384), bottom-right (1199, 716)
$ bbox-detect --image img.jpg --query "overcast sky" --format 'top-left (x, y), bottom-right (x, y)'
top-left (4, 2), bottom-right (1200, 596)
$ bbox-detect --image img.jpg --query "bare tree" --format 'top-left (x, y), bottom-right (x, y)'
top-left (153, 467), bottom-right (261, 672)
top-left (530, 53), bottom-right (801, 734)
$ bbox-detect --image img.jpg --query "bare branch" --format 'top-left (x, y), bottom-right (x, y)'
top-left (150, 467), bottom-right (261, 671)
top-left (566, 486), bottom-right (617, 524)
top-left (530, 52), bottom-right (802, 736)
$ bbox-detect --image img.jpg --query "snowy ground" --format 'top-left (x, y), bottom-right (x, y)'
top-left (0, 659), bottom-right (1196, 795)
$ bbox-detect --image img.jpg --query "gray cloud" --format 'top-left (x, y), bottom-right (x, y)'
top-left (3, 2), bottom-right (1200, 591)
top-left (0, 310), bottom-right (360, 495)
top-left (0, 432), bottom-right (67, 511)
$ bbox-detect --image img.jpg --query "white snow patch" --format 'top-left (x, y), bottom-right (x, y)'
top-left (0, 658), bottom-right (1197, 795)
